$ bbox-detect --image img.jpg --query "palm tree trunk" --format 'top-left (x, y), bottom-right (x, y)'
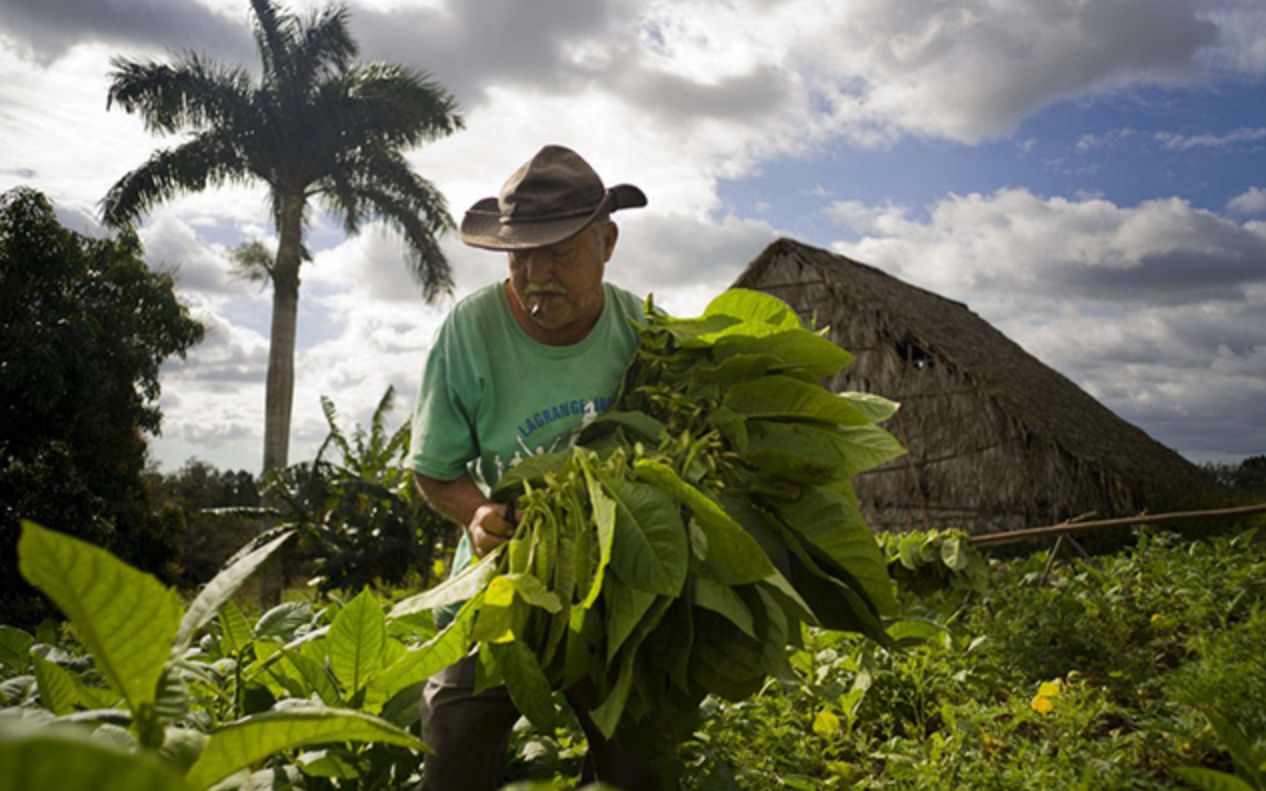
top-left (262, 194), bottom-right (305, 473)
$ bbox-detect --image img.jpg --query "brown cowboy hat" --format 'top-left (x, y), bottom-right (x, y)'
top-left (459, 145), bottom-right (647, 251)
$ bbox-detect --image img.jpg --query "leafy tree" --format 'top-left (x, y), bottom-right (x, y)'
top-left (0, 187), bottom-right (204, 625)
top-left (261, 386), bottom-right (451, 595)
top-left (144, 459), bottom-right (263, 586)
top-left (1230, 455), bottom-right (1266, 493)
top-left (101, 0), bottom-right (463, 472)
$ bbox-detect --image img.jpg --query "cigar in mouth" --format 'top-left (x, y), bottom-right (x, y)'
top-left (524, 285), bottom-right (564, 320)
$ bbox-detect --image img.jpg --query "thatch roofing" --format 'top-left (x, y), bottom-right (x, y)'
top-left (733, 238), bottom-right (1208, 505)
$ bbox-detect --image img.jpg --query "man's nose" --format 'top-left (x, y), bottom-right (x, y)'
top-left (523, 253), bottom-right (555, 282)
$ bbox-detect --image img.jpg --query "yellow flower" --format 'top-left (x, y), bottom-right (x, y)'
top-left (1031, 678), bottom-right (1061, 713)
top-left (813, 709), bottom-right (842, 737)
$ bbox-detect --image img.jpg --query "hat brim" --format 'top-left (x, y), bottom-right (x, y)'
top-left (459, 183), bottom-right (647, 251)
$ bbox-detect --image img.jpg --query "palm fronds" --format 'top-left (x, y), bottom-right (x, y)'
top-left (101, 130), bottom-right (252, 227)
top-left (106, 53), bottom-right (255, 135)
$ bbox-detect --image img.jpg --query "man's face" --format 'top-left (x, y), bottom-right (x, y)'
top-left (507, 220), bottom-right (618, 342)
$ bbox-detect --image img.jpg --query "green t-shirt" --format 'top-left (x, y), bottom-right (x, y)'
top-left (410, 280), bottom-right (644, 623)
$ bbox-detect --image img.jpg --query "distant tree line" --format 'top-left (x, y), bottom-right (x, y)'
top-left (1204, 455), bottom-right (1266, 495)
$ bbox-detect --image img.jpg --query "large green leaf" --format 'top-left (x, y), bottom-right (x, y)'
top-left (1171, 767), bottom-right (1257, 791)
top-left (579, 466), bottom-right (618, 609)
top-left (690, 613), bottom-right (767, 701)
top-left (767, 486), bottom-right (897, 616)
top-left (748, 585), bottom-right (793, 678)
top-left (754, 514), bottom-right (890, 645)
top-left (742, 421), bottom-right (849, 483)
top-left (490, 640), bottom-right (556, 731)
top-left (0, 625), bottom-right (34, 671)
top-left (694, 577), bottom-right (756, 640)
top-left (832, 424), bottom-right (907, 477)
top-left (838, 391), bottom-right (900, 424)
top-left (603, 572), bottom-right (657, 662)
top-left (714, 330), bottom-right (853, 380)
top-left (217, 600), bottom-right (254, 657)
top-left (724, 376), bottom-right (875, 426)
top-left (282, 648), bottom-right (342, 706)
top-left (471, 587), bottom-right (530, 644)
top-left (702, 288), bottom-right (803, 334)
top-left (744, 421), bottom-right (906, 482)
top-left (1205, 710), bottom-right (1266, 788)
top-left (0, 721), bottom-right (195, 791)
top-left (32, 651), bottom-right (80, 715)
top-left (485, 573), bottom-right (563, 614)
top-left (602, 477), bottom-right (688, 597)
top-left (589, 596), bottom-right (673, 738)
top-left (185, 707), bottom-right (425, 789)
top-left (658, 313), bottom-right (742, 345)
top-left (687, 353), bottom-right (781, 386)
top-left (576, 410), bottom-right (667, 445)
top-left (633, 459), bottom-right (776, 585)
top-left (254, 602), bottom-right (312, 642)
top-left (174, 531), bottom-right (293, 653)
top-left (18, 521), bottom-right (182, 714)
top-left (390, 546), bottom-right (503, 618)
top-left (328, 589), bottom-right (386, 695)
top-left (366, 594), bottom-right (483, 709)
top-left (786, 546), bottom-right (891, 646)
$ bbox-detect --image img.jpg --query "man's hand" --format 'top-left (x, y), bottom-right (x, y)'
top-left (413, 472), bottom-right (518, 558)
top-left (468, 502), bottom-right (516, 558)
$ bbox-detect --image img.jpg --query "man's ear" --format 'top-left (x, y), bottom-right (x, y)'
top-left (602, 221), bottom-right (619, 262)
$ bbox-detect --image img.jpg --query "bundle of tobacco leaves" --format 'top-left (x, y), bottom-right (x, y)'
top-left (393, 288), bottom-right (904, 753)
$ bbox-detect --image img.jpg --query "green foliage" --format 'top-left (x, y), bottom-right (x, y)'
top-left (1174, 711), bottom-right (1266, 791)
top-left (2, 521), bottom-right (426, 789)
top-left (19, 522), bottom-right (181, 726)
top-left (144, 460), bottom-right (262, 588)
top-left (879, 528), bottom-right (988, 601)
top-left (261, 386), bottom-right (451, 594)
top-left (0, 187), bottom-right (204, 626)
top-left (1204, 455), bottom-right (1266, 495)
top-left (663, 528), bottom-right (1266, 790)
top-left (184, 707), bottom-right (425, 789)
top-left (0, 720), bottom-right (196, 791)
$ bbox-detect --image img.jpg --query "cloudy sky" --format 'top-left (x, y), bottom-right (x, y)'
top-left (2, 0), bottom-right (1264, 473)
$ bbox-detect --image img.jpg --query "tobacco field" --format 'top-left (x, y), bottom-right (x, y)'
top-left (2, 289), bottom-right (1264, 790)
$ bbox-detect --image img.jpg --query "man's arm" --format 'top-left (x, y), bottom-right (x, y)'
top-left (413, 471), bottom-right (516, 558)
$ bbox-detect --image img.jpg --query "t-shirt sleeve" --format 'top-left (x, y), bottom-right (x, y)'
top-left (409, 320), bottom-right (479, 480)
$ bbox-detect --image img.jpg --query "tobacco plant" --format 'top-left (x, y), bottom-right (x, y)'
top-left (0, 522), bottom-right (426, 789)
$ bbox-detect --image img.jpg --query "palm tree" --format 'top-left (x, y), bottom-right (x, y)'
top-left (102, 0), bottom-right (462, 472)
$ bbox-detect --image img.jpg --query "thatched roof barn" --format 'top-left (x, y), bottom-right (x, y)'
top-left (733, 238), bottom-right (1212, 535)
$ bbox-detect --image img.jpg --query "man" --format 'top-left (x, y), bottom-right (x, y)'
top-left (409, 145), bottom-right (662, 790)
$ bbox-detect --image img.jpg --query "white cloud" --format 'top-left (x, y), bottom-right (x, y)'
top-left (1156, 126), bottom-right (1266, 150)
top-left (4, 0), bottom-right (1265, 471)
top-left (1228, 186), bottom-right (1266, 216)
top-left (1075, 128), bottom-right (1138, 153)
top-left (829, 189), bottom-right (1266, 457)
top-left (1197, 0), bottom-right (1266, 73)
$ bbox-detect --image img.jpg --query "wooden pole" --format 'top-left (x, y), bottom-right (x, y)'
top-left (969, 502), bottom-right (1266, 547)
